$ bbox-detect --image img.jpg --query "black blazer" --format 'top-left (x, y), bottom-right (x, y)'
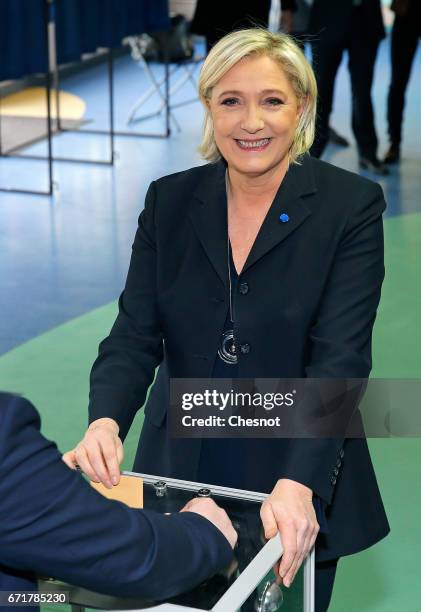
top-left (308, 0), bottom-right (385, 44)
top-left (0, 393), bottom-right (232, 599)
top-left (89, 155), bottom-right (390, 562)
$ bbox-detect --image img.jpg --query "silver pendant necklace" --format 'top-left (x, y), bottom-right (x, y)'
top-left (217, 171), bottom-right (238, 365)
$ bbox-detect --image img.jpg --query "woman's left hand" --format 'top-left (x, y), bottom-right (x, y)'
top-left (260, 479), bottom-right (319, 588)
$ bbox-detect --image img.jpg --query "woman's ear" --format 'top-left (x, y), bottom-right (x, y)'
top-left (297, 96), bottom-right (307, 124)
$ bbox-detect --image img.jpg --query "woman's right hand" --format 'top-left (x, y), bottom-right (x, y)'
top-left (62, 418), bottom-right (123, 489)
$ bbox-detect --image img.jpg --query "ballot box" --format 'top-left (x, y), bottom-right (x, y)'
top-left (39, 471), bottom-right (315, 612)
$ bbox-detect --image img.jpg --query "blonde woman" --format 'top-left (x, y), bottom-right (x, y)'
top-left (64, 29), bottom-right (390, 610)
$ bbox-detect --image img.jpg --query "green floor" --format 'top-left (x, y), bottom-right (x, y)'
top-left (0, 213), bottom-right (420, 611)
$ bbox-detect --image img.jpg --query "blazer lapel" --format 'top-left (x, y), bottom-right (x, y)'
top-left (189, 155), bottom-right (317, 283)
top-left (189, 160), bottom-right (229, 288)
top-left (242, 155), bottom-right (316, 274)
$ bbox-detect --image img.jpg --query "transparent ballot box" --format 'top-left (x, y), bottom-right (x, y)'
top-left (39, 472), bottom-right (315, 612)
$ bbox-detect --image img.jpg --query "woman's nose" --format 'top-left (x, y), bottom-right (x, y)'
top-left (240, 105), bottom-right (264, 133)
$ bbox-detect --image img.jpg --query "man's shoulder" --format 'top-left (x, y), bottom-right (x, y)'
top-left (0, 392), bottom-right (36, 416)
top-left (0, 393), bottom-right (39, 447)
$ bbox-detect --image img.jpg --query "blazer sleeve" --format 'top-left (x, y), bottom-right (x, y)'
top-left (278, 181), bottom-right (386, 505)
top-left (0, 394), bottom-right (233, 600)
top-left (89, 181), bottom-right (163, 439)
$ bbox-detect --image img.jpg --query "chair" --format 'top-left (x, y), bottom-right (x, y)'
top-left (123, 17), bottom-right (205, 131)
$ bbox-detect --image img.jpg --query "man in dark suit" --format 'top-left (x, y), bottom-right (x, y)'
top-left (191, 0), bottom-right (296, 50)
top-left (308, 0), bottom-right (388, 174)
top-left (0, 393), bottom-right (235, 602)
top-left (384, 0), bottom-right (421, 163)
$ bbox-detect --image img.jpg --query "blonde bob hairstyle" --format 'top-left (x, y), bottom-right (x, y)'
top-left (198, 28), bottom-right (317, 165)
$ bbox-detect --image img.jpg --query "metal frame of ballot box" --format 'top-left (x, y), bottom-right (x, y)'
top-left (0, 0), bottom-right (54, 196)
top-left (39, 471), bottom-right (315, 612)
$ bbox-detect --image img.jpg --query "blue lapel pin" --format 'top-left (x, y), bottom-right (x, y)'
top-left (279, 213), bottom-right (289, 223)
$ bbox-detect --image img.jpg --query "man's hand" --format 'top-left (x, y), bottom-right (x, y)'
top-left (260, 479), bottom-right (319, 587)
top-left (181, 498), bottom-right (238, 549)
top-left (62, 418), bottom-right (123, 489)
top-left (280, 9), bottom-right (294, 34)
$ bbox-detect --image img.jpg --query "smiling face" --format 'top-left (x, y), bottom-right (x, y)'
top-left (208, 54), bottom-right (302, 178)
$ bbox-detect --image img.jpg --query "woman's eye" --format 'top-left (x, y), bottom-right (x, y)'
top-left (265, 98), bottom-right (283, 106)
top-left (221, 98), bottom-right (239, 106)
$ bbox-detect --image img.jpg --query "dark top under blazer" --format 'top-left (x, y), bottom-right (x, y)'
top-left (89, 155), bottom-right (390, 562)
top-left (0, 393), bottom-right (233, 599)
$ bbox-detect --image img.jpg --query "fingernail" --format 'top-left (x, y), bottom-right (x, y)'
top-left (112, 476), bottom-right (118, 485)
top-left (284, 578), bottom-right (290, 588)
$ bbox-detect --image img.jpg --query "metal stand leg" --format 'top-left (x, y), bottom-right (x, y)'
top-left (36, 45), bottom-right (114, 165)
top-left (1, 0), bottom-right (114, 179)
top-left (127, 58), bottom-right (180, 130)
top-left (164, 51), bottom-right (171, 137)
top-left (48, 46), bottom-right (113, 165)
top-left (45, 61), bottom-right (54, 195)
top-left (166, 60), bottom-right (201, 108)
top-left (126, 45), bottom-right (203, 128)
top-left (0, 0), bottom-right (54, 196)
top-left (108, 49), bottom-right (115, 163)
top-left (48, 1), bottom-right (62, 132)
top-left (303, 547), bottom-right (316, 612)
top-left (0, 93), bottom-right (3, 158)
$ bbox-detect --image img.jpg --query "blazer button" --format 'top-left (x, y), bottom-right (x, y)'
top-left (239, 282), bottom-right (249, 295)
top-left (330, 475), bottom-right (337, 486)
top-left (240, 343), bottom-right (251, 354)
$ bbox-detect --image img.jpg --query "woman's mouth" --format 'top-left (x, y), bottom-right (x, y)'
top-left (234, 137), bottom-right (272, 151)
